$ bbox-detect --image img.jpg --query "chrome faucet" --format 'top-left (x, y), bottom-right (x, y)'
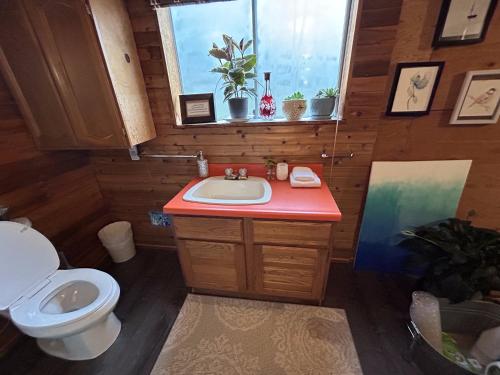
top-left (224, 168), bottom-right (248, 180)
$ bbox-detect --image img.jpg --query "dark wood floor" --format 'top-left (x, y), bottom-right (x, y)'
top-left (0, 249), bottom-right (423, 375)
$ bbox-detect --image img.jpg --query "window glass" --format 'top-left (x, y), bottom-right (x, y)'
top-left (170, 0), bottom-right (253, 120)
top-left (170, 0), bottom-right (349, 120)
top-left (256, 0), bottom-right (348, 117)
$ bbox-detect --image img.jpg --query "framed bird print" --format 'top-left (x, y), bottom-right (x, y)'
top-left (386, 62), bottom-right (445, 116)
top-left (433, 0), bottom-right (498, 47)
top-left (450, 69), bottom-right (500, 124)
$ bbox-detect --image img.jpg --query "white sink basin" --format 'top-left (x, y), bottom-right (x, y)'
top-left (183, 176), bottom-right (272, 205)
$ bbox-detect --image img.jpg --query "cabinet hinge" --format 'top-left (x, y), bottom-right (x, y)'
top-left (84, 1), bottom-right (92, 15)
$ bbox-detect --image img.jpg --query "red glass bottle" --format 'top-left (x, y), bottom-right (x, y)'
top-left (259, 72), bottom-right (276, 120)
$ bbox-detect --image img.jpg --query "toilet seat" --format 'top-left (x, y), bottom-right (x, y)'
top-left (0, 222), bottom-right (122, 359)
top-left (10, 268), bottom-right (119, 338)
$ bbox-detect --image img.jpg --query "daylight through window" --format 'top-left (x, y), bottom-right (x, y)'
top-left (166, 0), bottom-right (350, 121)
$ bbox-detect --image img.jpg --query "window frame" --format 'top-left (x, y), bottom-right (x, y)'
top-left (156, 0), bottom-right (358, 127)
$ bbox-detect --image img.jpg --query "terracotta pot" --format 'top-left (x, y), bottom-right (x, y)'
top-left (282, 99), bottom-right (307, 121)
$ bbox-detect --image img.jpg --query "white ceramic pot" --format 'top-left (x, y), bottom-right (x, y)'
top-left (282, 99), bottom-right (307, 121)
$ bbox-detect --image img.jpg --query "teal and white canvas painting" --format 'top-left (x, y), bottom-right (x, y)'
top-left (354, 160), bottom-right (472, 274)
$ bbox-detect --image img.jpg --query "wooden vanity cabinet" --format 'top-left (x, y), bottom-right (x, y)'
top-left (0, 0), bottom-right (155, 150)
top-left (172, 216), bottom-right (334, 303)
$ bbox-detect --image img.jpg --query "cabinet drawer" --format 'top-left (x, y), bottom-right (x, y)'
top-left (173, 216), bottom-right (243, 242)
top-left (177, 240), bottom-right (246, 292)
top-left (254, 245), bottom-right (328, 300)
top-left (253, 220), bottom-right (332, 247)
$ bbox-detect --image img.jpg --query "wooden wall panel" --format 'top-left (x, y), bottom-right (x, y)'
top-left (0, 75), bottom-right (110, 354)
top-left (91, 0), bottom-right (402, 260)
top-left (98, 0), bottom-right (500, 263)
top-left (374, 0), bottom-right (500, 231)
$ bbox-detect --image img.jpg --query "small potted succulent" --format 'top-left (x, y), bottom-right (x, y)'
top-left (282, 91), bottom-right (307, 121)
top-left (209, 34), bottom-right (257, 120)
top-left (310, 87), bottom-right (339, 119)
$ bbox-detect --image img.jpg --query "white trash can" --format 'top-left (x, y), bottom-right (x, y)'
top-left (98, 221), bottom-right (136, 263)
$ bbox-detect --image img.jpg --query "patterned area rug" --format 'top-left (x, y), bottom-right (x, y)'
top-left (151, 294), bottom-right (362, 375)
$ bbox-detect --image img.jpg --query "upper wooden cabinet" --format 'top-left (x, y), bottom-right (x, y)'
top-left (0, 0), bottom-right (156, 150)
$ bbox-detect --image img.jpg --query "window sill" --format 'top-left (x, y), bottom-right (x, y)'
top-left (176, 117), bottom-right (344, 128)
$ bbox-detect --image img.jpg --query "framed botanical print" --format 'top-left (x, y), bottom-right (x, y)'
top-left (450, 69), bottom-right (500, 124)
top-left (433, 0), bottom-right (498, 47)
top-left (386, 62), bottom-right (445, 116)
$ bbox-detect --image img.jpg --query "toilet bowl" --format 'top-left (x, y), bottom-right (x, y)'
top-left (0, 221), bottom-right (121, 360)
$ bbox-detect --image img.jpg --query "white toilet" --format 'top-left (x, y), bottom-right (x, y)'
top-left (0, 221), bottom-right (121, 360)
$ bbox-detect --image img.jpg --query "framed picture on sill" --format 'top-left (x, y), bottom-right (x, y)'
top-left (450, 69), bottom-right (500, 124)
top-left (179, 93), bottom-right (216, 124)
top-left (386, 61), bottom-right (445, 116)
top-left (433, 0), bottom-right (498, 47)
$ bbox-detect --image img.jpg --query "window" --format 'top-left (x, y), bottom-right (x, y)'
top-left (162, 0), bottom-right (351, 121)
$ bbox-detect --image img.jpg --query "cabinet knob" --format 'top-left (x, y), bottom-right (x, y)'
top-left (124, 53), bottom-right (130, 63)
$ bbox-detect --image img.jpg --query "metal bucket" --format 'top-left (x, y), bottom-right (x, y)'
top-left (408, 300), bottom-right (500, 375)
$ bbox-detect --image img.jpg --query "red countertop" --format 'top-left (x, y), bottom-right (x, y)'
top-left (163, 164), bottom-right (342, 222)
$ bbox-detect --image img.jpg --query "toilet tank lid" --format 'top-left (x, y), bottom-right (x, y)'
top-left (0, 222), bottom-right (59, 310)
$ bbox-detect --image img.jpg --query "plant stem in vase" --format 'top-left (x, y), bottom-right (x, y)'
top-left (259, 72), bottom-right (276, 120)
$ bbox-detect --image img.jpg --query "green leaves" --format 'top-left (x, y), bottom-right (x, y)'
top-left (400, 218), bottom-right (500, 303)
top-left (209, 34), bottom-right (259, 99)
top-left (210, 66), bottom-right (229, 74)
top-left (284, 91), bottom-right (305, 100)
top-left (242, 54), bottom-right (256, 71)
top-left (242, 39), bottom-right (252, 53)
top-left (223, 84), bottom-right (236, 102)
top-left (239, 87), bottom-right (257, 98)
top-left (208, 48), bottom-right (229, 60)
top-left (315, 87), bottom-right (340, 98)
top-left (228, 68), bottom-right (245, 86)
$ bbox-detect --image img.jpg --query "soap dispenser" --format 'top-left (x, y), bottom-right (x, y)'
top-left (197, 151), bottom-right (209, 178)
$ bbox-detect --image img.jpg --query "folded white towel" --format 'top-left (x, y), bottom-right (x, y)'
top-left (291, 166), bottom-right (315, 181)
top-left (290, 171), bottom-right (321, 188)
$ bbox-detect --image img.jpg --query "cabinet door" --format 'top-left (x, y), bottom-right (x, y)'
top-left (22, 0), bottom-right (127, 148)
top-left (0, 1), bottom-right (77, 149)
top-left (254, 245), bottom-right (328, 300)
top-left (177, 240), bottom-right (246, 292)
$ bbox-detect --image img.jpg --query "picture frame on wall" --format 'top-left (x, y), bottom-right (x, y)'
top-left (179, 93), bottom-right (216, 124)
top-left (433, 0), bottom-right (498, 47)
top-left (450, 69), bottom-right (500, 124)
top-left (386, 62), bottom-right (445, 116)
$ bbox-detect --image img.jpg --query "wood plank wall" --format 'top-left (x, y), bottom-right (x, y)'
top-left (91, 0), bottom-right (403, 261)
top-left (91, 0), bottom-right (500, 264)
top-left (0, 75), bottom-right (110, 354)
top-left (374, 0), bottom-right (500, 231)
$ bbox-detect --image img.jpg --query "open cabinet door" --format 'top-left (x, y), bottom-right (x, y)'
top-left (21, 0), bottom-right (127, 148)
top-left (0, 1), bottom-right (77, 149)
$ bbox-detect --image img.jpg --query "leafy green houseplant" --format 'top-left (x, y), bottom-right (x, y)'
top-left (209, 34), bottom-right (257, 119)
top-left (282, 91), bottom-right (307, 121)
top-left (400, 218), bottom-right (500, 303)
top-left (310, 87), bottom-right (339, 119)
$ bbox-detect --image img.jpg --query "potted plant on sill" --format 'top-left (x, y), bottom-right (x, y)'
top-left (282, 91), bottom-right (307, 121)
top-left (310, 87), bottom-right (339, 119)
top-left (209, 34), bottom-right (257, 120)
top-left (400, 218), bottom-right (500, 303)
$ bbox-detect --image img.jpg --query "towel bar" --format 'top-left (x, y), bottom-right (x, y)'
top-left (321, 152), bottom-right (354, 159)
